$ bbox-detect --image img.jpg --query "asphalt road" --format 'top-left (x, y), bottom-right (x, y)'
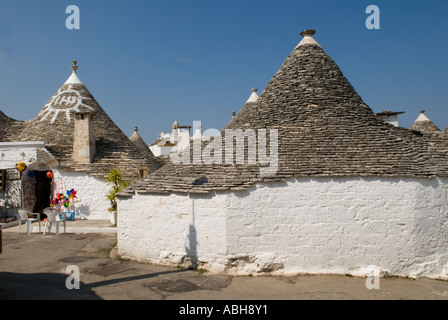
top-left (1, 229), bottom-right (448, 303)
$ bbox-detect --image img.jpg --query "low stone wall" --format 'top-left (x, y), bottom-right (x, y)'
top-left (117, 177), bottom-right (448, 279)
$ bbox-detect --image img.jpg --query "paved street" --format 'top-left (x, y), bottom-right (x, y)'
top-left (1, 221), bottom-right (448, 303)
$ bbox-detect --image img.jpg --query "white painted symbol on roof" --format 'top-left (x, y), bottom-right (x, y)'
top-left (38, 85), bottom-right (94, 123)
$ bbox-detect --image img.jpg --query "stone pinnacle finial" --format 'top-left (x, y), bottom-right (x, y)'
top-left (71, 61), bottom-right (79, 73)
top-left (419, 110), bottom-right (425, 114)
top-left (251, 88), bottom-right (258, 93)
top-left (134, 126), bottom-right (139, 132)
top-left (296, 29), bottom-right (320, 48)
top-left (300, 29), bottom-right (316, 37)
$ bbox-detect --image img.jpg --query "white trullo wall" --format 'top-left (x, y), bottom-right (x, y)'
top-left (117, 177), bottom-right (448, 279)
top-left (0, 143), bottom-right (112, 220)
top-left (53, 170), bottom-right (111, 220)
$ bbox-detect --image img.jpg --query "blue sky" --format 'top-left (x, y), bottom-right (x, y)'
top-left (1, 0), bottom-right (447, 144)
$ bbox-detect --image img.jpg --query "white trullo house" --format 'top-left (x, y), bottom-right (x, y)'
top-left (0, 62), bottom-right (161, 220)
top-left (117, 30), bottom-right (448, 278)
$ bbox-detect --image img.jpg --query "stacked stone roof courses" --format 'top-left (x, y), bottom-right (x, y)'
top-left (120, 30), bottom-right (448, 196)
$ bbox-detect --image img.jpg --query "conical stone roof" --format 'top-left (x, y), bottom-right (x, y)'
top-left (225, 88), bottom-right (260, 130)
top-left (0, 110), bottom-right (24, 141)
top-left (130, 126), bottom-right (153, 157)
top-left (2, 61), bottom-right (161, 180)
top-left (410, 110), bottom-right (441, 134)
top-left (120, 30), bottom-right (448, 196)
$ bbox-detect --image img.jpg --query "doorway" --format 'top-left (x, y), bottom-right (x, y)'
top-left (33, 171), bottom-right (52, 217)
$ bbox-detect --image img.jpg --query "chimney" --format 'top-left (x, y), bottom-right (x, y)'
top-left (375, 110), bottom-right (405, 127)
top-left (193, 121), bottom-right (202, 140)
top-left (73, 111), bottom-right (96, 164)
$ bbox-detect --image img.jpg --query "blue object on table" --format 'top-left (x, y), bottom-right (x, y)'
top-left (60, 212), bottom-right (75, 221)
top-left (66, 212), bottom-right (75, 221)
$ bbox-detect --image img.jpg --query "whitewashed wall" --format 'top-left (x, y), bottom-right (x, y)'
top-left (0, 142), bottom-right (44, 169)
top-left (0, 143), bottom-right (112, 220)
top-left (117, 177), bottom-right (448, 279)
top-left (53, 169), bottom-right (111, 220)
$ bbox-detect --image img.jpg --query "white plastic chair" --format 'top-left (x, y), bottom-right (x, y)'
top-left (18, 209), bottom-right (41, 235)
top-left (43, 207), bottom-right (62, 235)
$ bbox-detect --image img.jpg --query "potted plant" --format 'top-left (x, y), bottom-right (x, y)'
top-left (105, 168), bottom-right (129, 226)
